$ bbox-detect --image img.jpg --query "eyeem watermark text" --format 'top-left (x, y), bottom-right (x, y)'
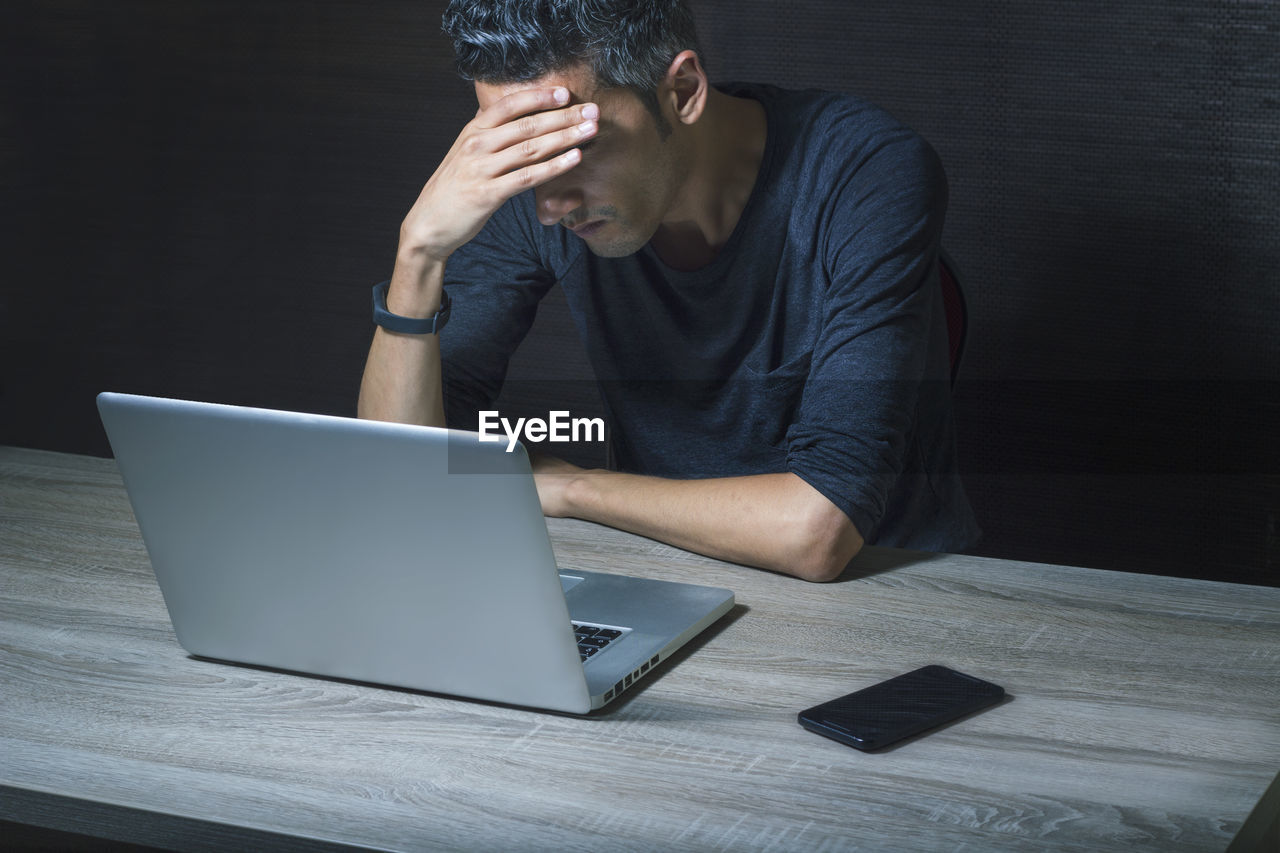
top-left (478, 410), bottom-right (605, 452)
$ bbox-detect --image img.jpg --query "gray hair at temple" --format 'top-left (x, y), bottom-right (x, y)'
top-left (441, 0), bottom-right (704, 135)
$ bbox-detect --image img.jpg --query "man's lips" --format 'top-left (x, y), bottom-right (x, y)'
top-left (569, 219), bottom-right (606, 237)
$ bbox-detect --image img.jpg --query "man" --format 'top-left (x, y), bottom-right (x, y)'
top-left (358, 0), bottom-right (980, 581)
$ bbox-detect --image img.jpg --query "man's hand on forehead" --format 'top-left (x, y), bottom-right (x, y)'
top-left (473, 86), bottom-right (600, 171)
top-left (398, 85), bottom-right (598, 263)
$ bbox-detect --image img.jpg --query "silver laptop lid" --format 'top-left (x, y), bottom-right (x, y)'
top-left (98, 392), bottom-right (594, 713)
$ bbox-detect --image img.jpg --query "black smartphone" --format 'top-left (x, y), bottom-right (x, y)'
top-left (797, 665), bottom-right (1004, 751)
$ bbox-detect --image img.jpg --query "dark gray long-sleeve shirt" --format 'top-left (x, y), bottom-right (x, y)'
top-left (440, 83), bottom-right (981, 552)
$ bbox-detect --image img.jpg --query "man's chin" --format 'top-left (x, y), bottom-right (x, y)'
top-left (584, 240), bottom-right (645, 258)
top-left (573, 224), bottom-right (650, 258)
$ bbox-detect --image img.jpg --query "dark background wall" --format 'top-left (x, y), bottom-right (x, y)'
top-left (3, 1), bottom-right (1277, 586)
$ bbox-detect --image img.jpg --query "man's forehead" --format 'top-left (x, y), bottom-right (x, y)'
top-left (473, 63), bottom-right (602, 108)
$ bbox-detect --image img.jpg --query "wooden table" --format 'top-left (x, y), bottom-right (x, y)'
top-left (2, 445), bottom-right (1278, 852)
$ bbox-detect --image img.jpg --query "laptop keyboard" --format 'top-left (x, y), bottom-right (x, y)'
top-left (573, 622), bottom-right (624, 662)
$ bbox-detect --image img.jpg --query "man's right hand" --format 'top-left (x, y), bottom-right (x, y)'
top-left (359, 85), bottom-right (596, 428)
top-left (400, 85), bottom-right (598, 266)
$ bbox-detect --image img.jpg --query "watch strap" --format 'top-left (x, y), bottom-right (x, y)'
top-left (371, 279), bottom-right (451, 334)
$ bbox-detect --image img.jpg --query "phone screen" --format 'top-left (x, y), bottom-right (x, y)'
top-left (797, 665), bottom-right (1004, 751)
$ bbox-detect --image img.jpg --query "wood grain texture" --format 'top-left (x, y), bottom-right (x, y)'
top-left (1, 446), bottom-right (1278, 851)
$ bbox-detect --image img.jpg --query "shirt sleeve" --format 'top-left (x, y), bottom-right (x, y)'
top-left (438, 193), bottom-right (557, 429)
top-left (785, 130), bottom-right (950, 541)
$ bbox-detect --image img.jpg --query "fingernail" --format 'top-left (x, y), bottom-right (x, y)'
top-left (578, 120), bottom-right (596, 135)
top-left (553, 87), bottom-right (569, 104)
top-left (582, 103), bottom-right (599, 120)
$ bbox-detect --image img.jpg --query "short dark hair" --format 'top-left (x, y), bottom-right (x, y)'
top-left (441, 0), bottom-right (703, 133)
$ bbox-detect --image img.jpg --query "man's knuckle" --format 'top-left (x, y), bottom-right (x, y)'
top-left (514, 166), bottom-right (538, 189)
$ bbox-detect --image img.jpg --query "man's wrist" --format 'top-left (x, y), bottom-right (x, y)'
top-left (373, 280), bottom-right (451, 334)
top-left (397, 238), bottom-right (451, 267)
top-left (397, 218), bottom-right (457, 268)
top-left (385, 255), bottom-right (447, 318)
top-left (562, 468), bottom-right (616, 522)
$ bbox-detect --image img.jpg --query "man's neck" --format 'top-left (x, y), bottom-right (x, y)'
top-left (650, 88), bottom-right (767, 271)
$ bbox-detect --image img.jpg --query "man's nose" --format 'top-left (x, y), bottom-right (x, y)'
top-left (535, 181), bottom-right (584, 226)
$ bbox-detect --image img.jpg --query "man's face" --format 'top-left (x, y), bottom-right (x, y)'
top-left (475, 64), bottom-right (687, 258)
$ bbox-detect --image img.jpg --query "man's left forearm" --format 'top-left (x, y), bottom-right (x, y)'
top-left (533, 458), bottom-right (863, 582)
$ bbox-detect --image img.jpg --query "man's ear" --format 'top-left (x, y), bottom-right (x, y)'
top-left (663, 50), bottom-right (708, 125)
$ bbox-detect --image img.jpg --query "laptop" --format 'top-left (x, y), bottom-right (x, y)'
top-left (97, 392), bottom-right (735, 714)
